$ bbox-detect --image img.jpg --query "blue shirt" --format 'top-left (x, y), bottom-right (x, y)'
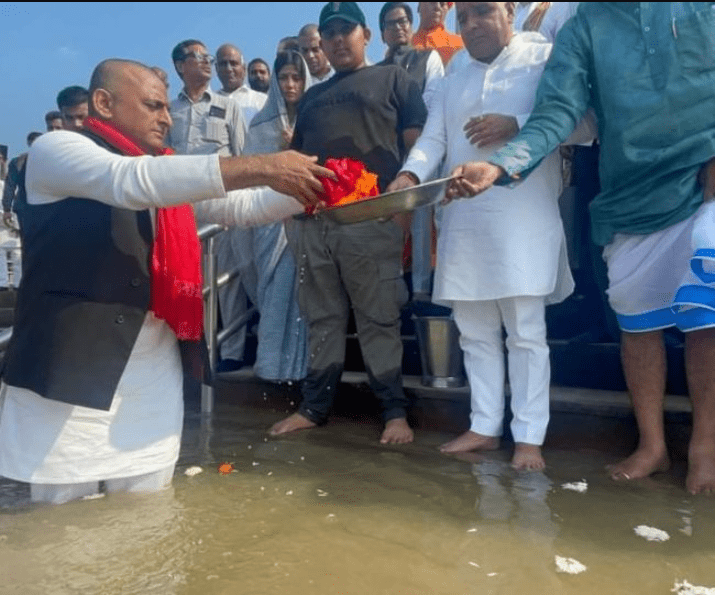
top-left (490, 2), bottom-right (715, 245)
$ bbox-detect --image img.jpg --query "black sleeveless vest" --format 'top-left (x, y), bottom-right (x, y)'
top-left (378, 46), bottom-right (432, 94)
top-left (2, 131), bottom-right (154, 410)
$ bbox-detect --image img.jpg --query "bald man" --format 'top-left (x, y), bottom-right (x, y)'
top-left (0, 59), bottom-right (332, 505)
top-left (215, 43), bottom-right (267, 126)
top-left (297, 24), bottom-right (334, 82)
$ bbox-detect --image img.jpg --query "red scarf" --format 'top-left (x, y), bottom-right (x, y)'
top-left (84, 117), bottom-right (203, 341)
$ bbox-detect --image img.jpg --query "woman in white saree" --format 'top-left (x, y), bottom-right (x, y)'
top-left (243, 51), bottom-right (313, 381)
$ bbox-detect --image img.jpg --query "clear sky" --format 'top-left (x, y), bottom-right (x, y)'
top-left (0, 2), bottom-right (459, 159)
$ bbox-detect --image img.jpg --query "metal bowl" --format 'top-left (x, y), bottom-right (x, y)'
top-left (296, 177), bottom-right (452, 225)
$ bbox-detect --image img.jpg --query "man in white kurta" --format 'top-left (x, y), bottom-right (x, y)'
top-left (390, 2), bottom-right (574, 470)
top-left (0, 59), bottom-right (331, 504)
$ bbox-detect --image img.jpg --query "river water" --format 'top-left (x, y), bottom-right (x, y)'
top-left (0, 400), bottom-right (714, 595)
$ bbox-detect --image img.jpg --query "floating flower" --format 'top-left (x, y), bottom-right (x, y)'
top-left (184, 466), bottom-right (203, 477)
top-left (561, 480), bottom-right (588, 493)
top-left (672, 580), bottom-right (715, 594)
top-left (634, 525), bottom-right (670, 542)
top-left (218, 463), bottom-right (234, 475)
top-left (555, 556), bottom-right (587, 575)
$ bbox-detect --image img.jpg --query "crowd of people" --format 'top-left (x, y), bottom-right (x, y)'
top-left (0, 1), bottom-right (713, 505)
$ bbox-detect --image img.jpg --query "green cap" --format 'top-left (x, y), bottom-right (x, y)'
top-left (319, 2), bottom-right (367, 31)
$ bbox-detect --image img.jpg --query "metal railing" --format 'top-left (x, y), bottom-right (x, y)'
top-left (0, 327), bottom-right (12, 353)
top-left (0, 227), bottom-right (247, 414)
top-left (198, 224), bottom-right (254, 414)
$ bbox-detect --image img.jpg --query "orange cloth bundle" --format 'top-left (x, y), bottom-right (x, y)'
top-left (312, 157), bottom-right (379, 213)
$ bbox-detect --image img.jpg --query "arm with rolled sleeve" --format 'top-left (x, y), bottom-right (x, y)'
top-left (490, 14), bottom-right (593, 182)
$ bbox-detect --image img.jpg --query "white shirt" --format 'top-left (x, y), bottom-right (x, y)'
top-left (218, 84), bottom-right (268, 129)
top-left (422, 50), bottom-right (445, 111)
top-left (514, 2), bottom-right (579, 43)
top-left (402, 35), bottom-right (574, 305)
top-left (0, 131), bottom-right (302, 484)
top-left (310, 65), bottom-right (335, 84)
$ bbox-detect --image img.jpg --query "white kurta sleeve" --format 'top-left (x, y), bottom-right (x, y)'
top-left (401, 79), bottom-right (448, 183)
top-left (422, 51), bottom-right (445, 111)
top-left (26, 131), bottom-right (227, 209)
top-left (194, 187), bottom-right (303, 228)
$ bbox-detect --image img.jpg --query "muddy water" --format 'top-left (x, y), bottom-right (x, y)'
top-left (1, 403), bottom-right (714, 595)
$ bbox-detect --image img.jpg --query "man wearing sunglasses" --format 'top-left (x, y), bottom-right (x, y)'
top-left (169, 39), bottom-right (254, 374)
top-left (169, 39), bottom-right (244, 158)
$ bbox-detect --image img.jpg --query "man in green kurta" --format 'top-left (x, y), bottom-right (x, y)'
top-left (444, 2), bottom-right (715, 494)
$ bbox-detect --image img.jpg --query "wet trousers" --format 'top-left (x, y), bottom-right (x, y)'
top-left (30, 463), bottom-right (176, 505)
top-left (287, 217), bottom-right (409, 424)
top-left (452, 296), bottom-right (550, 445)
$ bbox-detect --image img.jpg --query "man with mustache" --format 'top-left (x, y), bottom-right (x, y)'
top-left (390, 2), bottom-right (585, 470)
top-left (0, 58), bottom-right (332, 504)
top-left (445, 2), bottom-right (715, 494)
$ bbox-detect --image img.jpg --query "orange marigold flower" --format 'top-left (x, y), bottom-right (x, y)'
top-left (218, 463), bottom-right (234, 475)
top-left (307, 157), bottom-right (380, 214)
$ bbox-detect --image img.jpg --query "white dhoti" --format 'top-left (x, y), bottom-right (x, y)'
top-left (452, 296), bottom-right (550, 445)
top-left (605, 202), bottom-right (715, 333)
top-left (0, 314), bottom-right (184, 503)
top-left (29, 465), bottom-right (176, 504)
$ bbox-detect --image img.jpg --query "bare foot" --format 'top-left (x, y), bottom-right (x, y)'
top-left (380, 418), bottom-right (414, 444)
top-left (439, 431), bottom-right (500, 454)
top-left (268, 412), bottom-right (317, 436)
top-left (511, 443), bottom-right (545, 471)
top-left (606, 446), bottom-right (670, 481)
top-left (686, 443), bottom-right (715, 495)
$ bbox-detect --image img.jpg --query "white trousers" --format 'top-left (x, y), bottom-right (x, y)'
top-left (452, 296), bottom-right (550, 445)
top-left (30, 464), bottom-right (176, 505)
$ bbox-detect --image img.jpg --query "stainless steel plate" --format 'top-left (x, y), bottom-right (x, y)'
top-left (295, 177), bottom-right (452, 225)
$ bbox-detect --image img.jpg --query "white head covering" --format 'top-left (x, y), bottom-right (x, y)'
top-left (245, 51), bottom-right (313, 155)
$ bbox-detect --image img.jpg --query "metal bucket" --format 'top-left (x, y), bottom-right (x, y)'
top-left (413, 316), bottom-right (466, 388)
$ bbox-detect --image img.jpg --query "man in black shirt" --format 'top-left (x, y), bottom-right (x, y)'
top-left (270, 2), bottom-right (427, 444)
top-left (2, 131), bottom-right (42, 230)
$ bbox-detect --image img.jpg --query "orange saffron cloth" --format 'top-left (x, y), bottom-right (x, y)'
top-left (412, 23), bottom-right (464, 66)
top-left (313, 157), bottom-right (380, 213)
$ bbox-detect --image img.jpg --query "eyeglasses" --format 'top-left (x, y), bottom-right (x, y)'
top-left (384, 16), bottom-right (411, 30)
top-left (182, 51), bottom-right (214, 64)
